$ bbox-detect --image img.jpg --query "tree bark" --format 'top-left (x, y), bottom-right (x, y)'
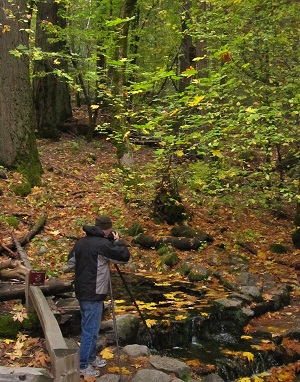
top-left (0, 0), bottom-right (42, 186)
top-left (33, 0), bottom-right (72, 139)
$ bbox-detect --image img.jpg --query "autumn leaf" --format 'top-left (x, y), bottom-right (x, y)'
top-left (186, 359), bottom-right (201, 367)
top-left (100, 347), bottom-right (114, 359)
top-left (108, 366), bottom-right (130, 375)
top-left (145, 319), bottom-right (157, 328)
top-left (243, 352), bottom-right (254, 362)
top-left (174, 314), bottom-right (187, 321)
top-left (3, 339), bottom-right (14, 344)
top-left (241, 335), bottom-right (252, 340)
top-left (13, 311), bottom-right (28, 323)
top-left (35, 350), bottom-right (50, 367)
top-left (187, 95), bottom-right (205, 107)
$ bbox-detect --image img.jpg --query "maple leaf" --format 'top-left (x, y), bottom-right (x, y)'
top-left (100, 347), bottom-right (114, 359)
top-left (243, 352), bottom-right (254, 362)
top-left (13, 311), bottom-right (28, 323)
top-left (35, 350), bottom-right (50, 367)
top-left (145, 319), bottom-right (157, 328)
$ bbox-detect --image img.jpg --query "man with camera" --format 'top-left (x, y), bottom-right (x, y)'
top-left (68, 215), bottom-right (131, 377)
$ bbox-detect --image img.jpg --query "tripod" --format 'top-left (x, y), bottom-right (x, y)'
top-left (108, 264), bottom-right (155, 381)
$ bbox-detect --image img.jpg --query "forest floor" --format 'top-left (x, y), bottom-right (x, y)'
top-left (1, 117), bottom-right (300, 380)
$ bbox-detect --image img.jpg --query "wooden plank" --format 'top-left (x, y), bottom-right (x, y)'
top-left (29, 285), bottom-right (67, 350)
top-left (25, 282), bottom-right (80, 382)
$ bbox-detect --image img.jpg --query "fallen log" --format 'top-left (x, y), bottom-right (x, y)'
top-left (11, 232), bottom-right (32, 270)
top-left (0, 279), bottom-right (73, 301)
top-left (0, 213), bottom-right (48, 255)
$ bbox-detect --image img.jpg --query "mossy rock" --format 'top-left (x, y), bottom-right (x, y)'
top-left (171, 225), bottom-right (213, 242)
top-left (0, 312), bottom-right (39, 337)
top-left (269, 243), bottom-right (289, 254)
top-left (0, 315), bottom-right (21, 337)
top-left (188, 272), bottom-right (208, 282)
top-left (12, 182), bottom-right (32, 197)
top-left (187, 265), bottom-right (210, 282)
top-left (179, 263), bottom-right (192, 276)
top-left (162, 252), bottom-right (179, 267)
top-left (157, 246), bottom-right (170, 256)
top-left (132, 234), bottom-right (158, 248)
top-left (127, 222), bottom-right (144, 237)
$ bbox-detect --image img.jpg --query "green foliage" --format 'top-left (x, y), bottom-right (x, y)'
top-left (0, 214), bottom-right (19, 229)
top-left (10, 0), bottom-right (300, 218)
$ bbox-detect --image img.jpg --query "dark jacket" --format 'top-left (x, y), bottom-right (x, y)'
top-left (67, 225), bottom-right (130, 301)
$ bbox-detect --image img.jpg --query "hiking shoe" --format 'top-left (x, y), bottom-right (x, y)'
top-left (80, 364), bottom-right (100, 377)
top-left (91, 356), bottom-right (107, 368)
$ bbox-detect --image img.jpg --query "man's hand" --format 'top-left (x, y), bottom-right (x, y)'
top-left (112, 231), bottom-right (120, 241)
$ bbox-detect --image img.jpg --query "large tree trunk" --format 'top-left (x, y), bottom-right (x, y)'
top-left (0, 0), bottom-right (42, 187)
top-left (33, 0), bottom-right (72, 139)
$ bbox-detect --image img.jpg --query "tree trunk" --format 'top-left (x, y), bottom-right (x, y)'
top-left (178, 0), bottom-right (196, 93)
top-left (0, 0), bottom-right (42, 188)
top-left (109, 0), bottom-right (138, 167)
top-left (33, 0), bottom-right (72, 139)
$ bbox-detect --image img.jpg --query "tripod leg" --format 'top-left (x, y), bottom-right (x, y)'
top-left (109, 270), bottom-right (123, 382)
top-left (114, 264), bottom-right (154, 347)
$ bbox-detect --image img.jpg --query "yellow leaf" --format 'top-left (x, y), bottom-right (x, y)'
top-left (188, 95), bottom-right (205, 107)
top-left (170, 108), bottom-right (179, 116)
top-left (100, 347), bottom-right (114, 359)
top-left (145, 319), bottom-right (157, 328)
top-left (186, 359), bottom-right (201, 367)
top-left (108, 366), bottom-right (130, 375)
top-left (175, 150), bottom-right (184, 157)
top-left (123, 131), bottom-right (130, 141)
top-left (2, 25), bottom-right (11, 33)
top-left (211, 149), bottom-right (222, 158)
top-left (53, 59), bottom-right (60, 65)
top-left (4, 339), bottom-right (14, 344)
top-left (241, 335), bottom-right (252, 340)
top-left (243, 351), bottom-right (254, 362)
top-left (245, 107), bottom-right (256, 113)
top-left (91, 104), bottom-right (99, 110)
top-left (253, 376), bottom-right (265, 382)
top-left (49, 230), bottom-right (60, 236)
top-left (174, 315), bottom-right (187, 321)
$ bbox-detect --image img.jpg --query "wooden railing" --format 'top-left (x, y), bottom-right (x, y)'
top-left (25, 274), bottom-right (79, 382)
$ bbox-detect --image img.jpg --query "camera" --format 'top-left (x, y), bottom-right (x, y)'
top-left (107, 231), bottom-right (117, 242)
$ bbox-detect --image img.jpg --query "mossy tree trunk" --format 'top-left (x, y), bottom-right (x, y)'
top-left (0, 0), bottom-right (42, 189)
top-left (33, 0), bottom-right (72, 139)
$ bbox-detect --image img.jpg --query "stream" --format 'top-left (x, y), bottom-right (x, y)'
top-left (54, 270), bottom-right (300, 381)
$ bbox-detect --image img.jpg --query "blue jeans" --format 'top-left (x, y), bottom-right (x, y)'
top-left (79, 300), bottom-right (104, 369)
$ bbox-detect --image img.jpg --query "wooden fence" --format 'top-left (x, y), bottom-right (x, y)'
top-left (25, 274), bottom-right (80, 382)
